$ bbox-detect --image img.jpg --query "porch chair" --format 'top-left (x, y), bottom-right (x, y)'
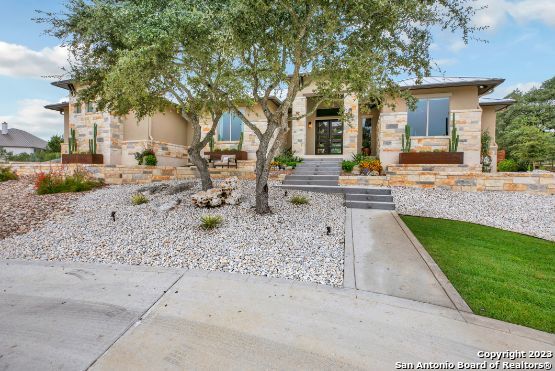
top-left (213, 154), bottom-right (238, 168)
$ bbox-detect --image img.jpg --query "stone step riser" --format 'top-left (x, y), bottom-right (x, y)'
top-left (278, 185), bottom-right (345, 193)
top-left (283, 180), bottom-right (339, 186)
top-left (295, 166), bottom-right (341, 170)
top-left (343, 188), bottom-right (391, 195)
top-left (285, 175), bottom-right (339, 181)
top-left (345, 201), bottom-right (395, 210)
top-left (345, 194), bottom-right (394, 202)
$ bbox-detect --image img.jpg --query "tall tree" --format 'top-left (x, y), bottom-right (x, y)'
top-left (46, 134), bottom-right (63, 153)
top-left (39, 0), bottom-right (247, 190)
top-left (497, 76), bottom-right (555, 166)
top-left (225, 0), bottom-right (479, 213)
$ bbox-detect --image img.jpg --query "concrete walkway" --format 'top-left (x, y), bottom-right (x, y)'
top-left (1, 260), bottom-right (553, 370)
top-left (344, 209), bottom-right (469, 310)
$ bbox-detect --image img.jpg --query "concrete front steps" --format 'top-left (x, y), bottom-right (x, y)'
top-left (277, 183), bottom-right (396, 210)
top-left (283, 158), bottom-right (341, 187)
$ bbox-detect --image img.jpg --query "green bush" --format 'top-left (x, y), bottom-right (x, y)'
top-left (144, 154), bottom-right (158, 166)
top-left (134, 148), bottom-right (156, 165)
top-left (7, 151), bottom-right (61, 163)
top-left (200, 215), bottom-right (223, 230)
top-left (35, 169), bottom-right (103, 195)
top-left (0, 166), bottom-right (18, 182)
top-left (274, 147), bottom-right (303, 165)
top-left (131, 193), bottom-right (148, 205)
top-left (342, 160), bottom-right (356, 172)
top-left (497, 159), bottom-right (519, 172)
top-left (290, 195), bottom-right (309, 205)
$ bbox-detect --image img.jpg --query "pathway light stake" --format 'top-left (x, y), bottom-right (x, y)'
top-left (111, 211), bottom-right (116, 222)
top-left (326, 226), bottom-right (331, 235)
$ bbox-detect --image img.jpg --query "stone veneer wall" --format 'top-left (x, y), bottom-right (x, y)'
top-left (291, 96), bottom-right (307, 156)
top-left (337, 164), bottom-right (555, 195)
top-left (121, 140), bottom-right (189, 167)
top-left (342, 94), bottom-right (359, 158)
top-left (377, 109), bottom-right (482, 168)
top-left (67, 98), bottom-right (123, 165)
top-left (9, 163), bottom-right (255, 185)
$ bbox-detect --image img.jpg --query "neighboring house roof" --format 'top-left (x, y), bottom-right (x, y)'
top-left (398, 76), bottom-right (505, 95)
top-left (0, 126), bottom-right (48, 149)
top-left (44, 102), bottom-right (69, 112)
top-left (478, 97), bottom-right (516, 111)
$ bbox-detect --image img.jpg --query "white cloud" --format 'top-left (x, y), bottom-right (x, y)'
top-left (493, 81), bottom-right (541, 98)
top-left (434, 58), bottom-right (457, 67)
top-left (0, 41), bottom-right (69, 79)
top-left (474, 0), bottom-right (555, 30)
top-left (0, 99), bottom-right (64, 140)
top-left (448, 40), bottom-right (467, 53)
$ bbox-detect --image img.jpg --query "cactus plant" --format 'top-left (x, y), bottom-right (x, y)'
top-left (401, 124), bottom-right (412, 153)
top-left (237, 132), bottom-right (244, 151)
top-left (69, 128), bottom-right (77, 154)
top-left (88, 123), bottom-right (98, 154)
top-left (448, 113), bottom-right (459, 152)
top-left (209, 133), bottom-right (215, 152)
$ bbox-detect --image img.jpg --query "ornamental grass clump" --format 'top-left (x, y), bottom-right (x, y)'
top-left (34, 167), bottom-right (102, 195)
top-left (131, 193), bottom-right (148, 205)
top-left (200, 215), bottom-right (223, 230)
top-left (0, 166), bottom-right (18, 182)
top-left (290, 195), bottom-right (309, 205)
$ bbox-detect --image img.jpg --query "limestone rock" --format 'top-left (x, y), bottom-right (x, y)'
top-left (191, 177), bottom-right (242, 207)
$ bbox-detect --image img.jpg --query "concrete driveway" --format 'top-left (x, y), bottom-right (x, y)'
top-left (1, 260), bottom-right (553, 370)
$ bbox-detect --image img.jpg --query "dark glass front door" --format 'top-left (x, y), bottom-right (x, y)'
top-left (316, 119), bottom-right (343, 155)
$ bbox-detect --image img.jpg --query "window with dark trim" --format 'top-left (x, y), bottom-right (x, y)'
top-left (407, 97), bottom-right (449, 136)
top-left (316, 108), bottom-right (340, 117)
top-left (74, 104), bottom-right (82, 114)
top-left (86, 102), bottom-right (96, 113)
top-left (217, 112), bottom-right (244, 141)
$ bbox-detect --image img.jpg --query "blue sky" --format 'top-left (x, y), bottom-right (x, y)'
top-left (0, 0), bottom-right (554, 139)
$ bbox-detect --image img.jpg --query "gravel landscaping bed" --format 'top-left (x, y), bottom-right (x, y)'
top-left (0, 180), bottom-right (345, 286)
top-left (0, 178), bottom-right (79, 240)
top-left (393, 187), bottom-right (555, 241)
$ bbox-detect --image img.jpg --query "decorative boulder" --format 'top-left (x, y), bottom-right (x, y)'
top-left (191, 177), bottom-right (242, 207)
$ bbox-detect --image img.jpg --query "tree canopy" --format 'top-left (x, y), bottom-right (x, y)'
top-left (497, 76), bottom-right (555, 167)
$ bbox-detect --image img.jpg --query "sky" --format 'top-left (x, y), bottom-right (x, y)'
top-left (0, 0), bottom-right (554, 140)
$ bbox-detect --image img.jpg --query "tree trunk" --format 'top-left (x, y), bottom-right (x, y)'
top-left (254, 154), bottom-right (271, 214)
top-left (188, 145), bottom-right (213, 191)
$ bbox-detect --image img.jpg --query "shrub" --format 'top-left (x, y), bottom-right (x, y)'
top-left (144, 154), bottom-right (158, 166)
top-left (0, 166), bottom-right (18, 182)
top-left (131, 193), bottom-right (148, 205)
top-left (35, 168), bottom-right (102, 195)
top-left (200, 215), bottom-right (223, 230)
top-left (342, 160), bottom-right (356, 172)
top-left (290, 195), bottom-right (309, 205)
top-left (274, 147), bottom-right (303, 165)
top-left (497, 159), bottom-right (519, 172)
top-left (359, 158), bottom-right (382, 175)
top-left (134, 148), bottom-right (156, 165)
top-left (352, 153), bottom-right (376, 164)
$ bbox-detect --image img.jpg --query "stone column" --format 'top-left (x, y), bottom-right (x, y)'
top-left (291, 96), bottom-right (307, 156)
top-left (343, 94), bottom-right (359, 158)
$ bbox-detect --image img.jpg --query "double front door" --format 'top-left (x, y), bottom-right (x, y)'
top-left (315, 119), bottom-right (343, 155)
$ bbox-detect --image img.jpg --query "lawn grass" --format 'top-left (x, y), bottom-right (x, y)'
top-left (400, 215), bottom-right (555, 333)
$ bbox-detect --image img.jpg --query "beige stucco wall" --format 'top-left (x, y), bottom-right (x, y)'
top-left (382, 86), bottom-right (479, 113)
top-left (151, 110), bottom-right (189, 146)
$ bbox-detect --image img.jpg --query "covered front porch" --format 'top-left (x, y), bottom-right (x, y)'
top-left (290, 94), bottom-right (379, 159)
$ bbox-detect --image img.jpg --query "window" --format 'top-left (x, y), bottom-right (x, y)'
top-left (74, 104), bottom-right (82, 114)
top-left (86, 102), bottom-right (95, 113)
top-left (407, 97), bottom-right (449, 136)
top-left (362, 117), bottom-right (371, 148)
top-left (316, 108), bottom-right (340, 117)
top-left (217, 112), bottom-right (244, 141)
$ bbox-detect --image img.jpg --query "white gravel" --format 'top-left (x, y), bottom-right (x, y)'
top-left (393, 187), bottom-right (555, 241)
top-left (0, 180), bottom-right (345, 286)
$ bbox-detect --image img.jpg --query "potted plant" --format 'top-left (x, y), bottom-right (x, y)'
top-left (361, 140), bottom-right (371, 155)
top-left (398, 118), bottom-right (464, 165)
top-left (62, 124), bottom-right (104, 164)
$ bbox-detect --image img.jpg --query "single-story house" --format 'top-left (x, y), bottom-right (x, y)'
top-left (0, 122), bottom-right (47, 155)
top-left (46, 76), bottom-right (514, 171)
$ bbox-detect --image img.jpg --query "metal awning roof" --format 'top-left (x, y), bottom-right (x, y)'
top-left (44, 102), bottom-right (69, 112)
top-left (398, 76), bottom-right (505, 96)
top-left (478, 97), bottom-right (516, 111)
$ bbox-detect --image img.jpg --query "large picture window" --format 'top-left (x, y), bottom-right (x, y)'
top-left (407, 97), bottom-right (449, 136)
top-left (217, 112), bottom-right (244, 141)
